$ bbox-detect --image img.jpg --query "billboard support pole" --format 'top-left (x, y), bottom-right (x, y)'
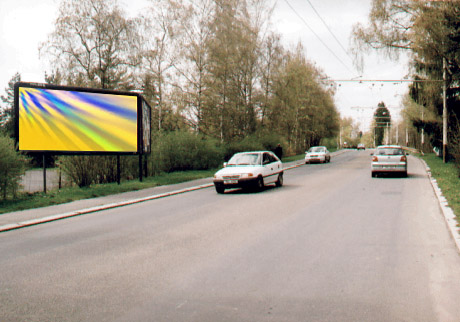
top-left (139, 154), bottom-right (143, 182)
top-left (43, 154), bottom-right (47, 194)
top-left (117, 155), bottom-right (121, 185)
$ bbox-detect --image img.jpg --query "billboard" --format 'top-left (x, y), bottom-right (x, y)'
top-left (14, 83), bottom-right (151, 155)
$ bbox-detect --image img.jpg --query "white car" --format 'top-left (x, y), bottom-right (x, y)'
top-left (213, 151), bottom-right (283, 194)
top-left (371, 145), bottom-right (408, 177)
top-left (305, 146), bottom-right (331, 164)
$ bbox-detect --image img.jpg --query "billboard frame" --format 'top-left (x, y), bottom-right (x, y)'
top-left (14, 82), bottom-right (151, 156)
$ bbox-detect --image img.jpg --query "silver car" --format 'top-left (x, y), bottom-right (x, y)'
top-left (305, 146), bottom-right (331, 164)
top-left (371, 145), bottom-right (407, 177)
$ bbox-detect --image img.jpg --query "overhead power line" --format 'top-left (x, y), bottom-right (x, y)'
top-left (304, 0), bottom-right (354, 63)
top-left (328, 79), bottom-right (443, 83)
top-left (283, 0), bottom-right (355, 75)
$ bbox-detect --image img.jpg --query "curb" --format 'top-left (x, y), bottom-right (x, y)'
top-left (420, 159), bottom-right (460, 254)
top-left (0, 183), bottom-right (213, 233)
top-left (0, 150), bottom-right (349, 233)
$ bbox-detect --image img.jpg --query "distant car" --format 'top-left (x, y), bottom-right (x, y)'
top-left (357, 143), bottom-right (365, 150)
top-left (305, 146), bottom-right (331, 164)
top-left (371, 145), bottom-right (407, 177)
top-left (213, 151), bottom-right (283, 194)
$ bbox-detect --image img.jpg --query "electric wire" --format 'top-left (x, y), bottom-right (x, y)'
top-left (304, 0), bottom-right (354, 63)
top-left (283, 0), bottom-right (355, 75)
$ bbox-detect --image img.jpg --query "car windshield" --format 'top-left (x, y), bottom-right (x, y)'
top-left (376, 148), bottom-right (403, 156)
top-left (228, 153), bottom-right (260, 165)
top-left (309, 147), bottom-right (325, 153)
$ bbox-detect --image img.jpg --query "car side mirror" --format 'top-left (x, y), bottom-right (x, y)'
top-left (223, 162), bottom-right (227, 168)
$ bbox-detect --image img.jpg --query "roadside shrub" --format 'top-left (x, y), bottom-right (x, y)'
top-left (0, 135), bottom-right (26, 199)
top-left (59, 156), bottom-right (97, 188)
top-left (59, 155), bottom-right (138, 187)
top-left (223, 136), bottom-right (264, 161)
top-left (257, 132), bottom-right (286, 154)
top-left (448, 122), bottom-right (460, 177)
top-left (150, 131), bottom-right (224, 173)
top-left (320, 137), bottom-right (339, 151)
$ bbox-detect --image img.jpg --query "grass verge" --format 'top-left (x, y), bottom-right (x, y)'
top-left (421, 153), bottom-right (460, 225)
top-left (0, 170), bottom-right (216, 215)
top-left (0, 152), bottom-right (335, 215)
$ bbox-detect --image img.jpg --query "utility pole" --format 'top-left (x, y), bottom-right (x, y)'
top-left (442, 57), bottom-right (448, 163)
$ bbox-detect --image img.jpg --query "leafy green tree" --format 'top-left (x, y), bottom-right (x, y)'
top-left (373, 102), bottom-right (391, 146)
top-left (269, 45), bottom-right (339, 153)
top-left (0, 135), bottom-right (26, 199)
top-left (352, 0), bottom-right (460, 155)
top-left (0, 73), bottom-right (21, 138)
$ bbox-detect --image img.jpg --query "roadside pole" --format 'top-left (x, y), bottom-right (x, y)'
top-left (43, 154), bottom-right (47, 194)
top-left (443, 57), bottom-right (448, 163)
top-left (117, 155), bottom-right (121, 185)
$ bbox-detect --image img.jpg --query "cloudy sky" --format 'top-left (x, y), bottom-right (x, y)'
top-left (0, 0), bottom-right (410, 131)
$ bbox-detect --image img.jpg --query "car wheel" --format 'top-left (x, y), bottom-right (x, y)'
top-left (275, 173), bottom-right (283, 187)
top-left (215, 186), bottom-right (225, 194)
top-left (256, 176), bottom-right (264, 190)
top-left (371, 172), bottom-right (376, 178)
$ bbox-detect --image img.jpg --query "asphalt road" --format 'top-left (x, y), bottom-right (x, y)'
top-left (1, 150), bottom-right (460, 322)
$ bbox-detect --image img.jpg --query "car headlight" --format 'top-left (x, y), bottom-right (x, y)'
top-left (241, 173), bottom-right (254, 178)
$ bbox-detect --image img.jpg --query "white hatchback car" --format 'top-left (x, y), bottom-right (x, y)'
top-left (371, 145), bottom-right (408, 177)
top-left (213, 151), bottom-right (283, 194)
top-left (305, 146), bottom-right (331, 163)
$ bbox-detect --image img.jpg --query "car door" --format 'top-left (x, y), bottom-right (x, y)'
top-left (262, 152), bottom-right (276, 184)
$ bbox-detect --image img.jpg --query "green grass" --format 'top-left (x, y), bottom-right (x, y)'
top-left (421, 153), bottom-right (460, 225)
top-left (0, 149), bottom-right (339, 215)
top-left (0, 169), bottom-right (216, 215)
top-left (282, 154), bottom-right (305, 162)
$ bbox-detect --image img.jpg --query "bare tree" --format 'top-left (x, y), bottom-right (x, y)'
top-left (41, 0), bottom-right (141, 89)
top-left (141, 0), bottom-right (183, 131)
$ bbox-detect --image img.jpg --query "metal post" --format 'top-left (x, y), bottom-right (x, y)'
top-left (117, 155), bottom-right (121, 185)
top-left (139, 154), bottom-right (143, 182)
top-left (405, 126), bottom-right (409, 147)
top-left (421, 107), bottom-right (425, 149)
top-left (442, 57), bottom-right (448, 163)
top-left (43, 154), bottom-right (47, 194)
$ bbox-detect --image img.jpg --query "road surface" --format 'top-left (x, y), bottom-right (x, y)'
top-left (1, 150), bottom-right (460, 321)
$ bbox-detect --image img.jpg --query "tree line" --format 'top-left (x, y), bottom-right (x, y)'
top-left (0, 0), bottom-right (340, 190)
top-left (40, 0), bottom-right (339, 152)
top-left (353, 0), bottom-right (460, 165)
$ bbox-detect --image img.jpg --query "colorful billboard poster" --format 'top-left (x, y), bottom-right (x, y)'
top-left (15, 83), bottom-right (150, 154)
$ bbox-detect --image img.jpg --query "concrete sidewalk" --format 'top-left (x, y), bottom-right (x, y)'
top-left (0, 157), bottom-right (316, 232)
top-left (0, 177), bottom-right (215, 229)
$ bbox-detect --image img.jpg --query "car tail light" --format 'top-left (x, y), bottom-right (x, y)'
top-left (400, 155), bottom-right (407, 162)
top-left (372, 156), bottom-right (378, 162)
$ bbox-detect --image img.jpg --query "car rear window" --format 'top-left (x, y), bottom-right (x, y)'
top-left (376, 148), bottom-right (404, 155)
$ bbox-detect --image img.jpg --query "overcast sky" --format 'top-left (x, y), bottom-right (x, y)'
top-left (0, 0), bottom-right (410, 131)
